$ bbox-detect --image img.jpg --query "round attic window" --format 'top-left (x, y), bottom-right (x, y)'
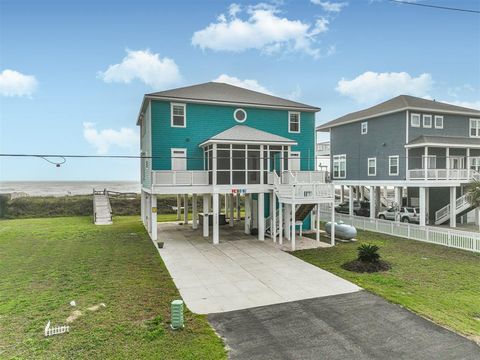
top-left (234, 108), bottom-right (247, 123)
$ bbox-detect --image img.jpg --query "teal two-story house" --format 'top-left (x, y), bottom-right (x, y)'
top-left (137, 82), bottom-right (335, 249)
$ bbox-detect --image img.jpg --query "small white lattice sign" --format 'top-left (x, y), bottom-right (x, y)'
top-left (44, 321), bottom-right (69, 337)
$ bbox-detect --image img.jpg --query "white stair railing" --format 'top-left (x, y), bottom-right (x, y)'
top-left (434, 194), bottom-right (473, 225)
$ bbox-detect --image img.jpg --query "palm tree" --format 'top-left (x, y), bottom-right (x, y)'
top-left (465, 179), bottom-right (480, 230)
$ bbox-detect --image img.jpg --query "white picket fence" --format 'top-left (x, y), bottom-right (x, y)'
top-left (44, 321), bottom-right (69, 337)
top-left (320, 210), bottom-right (480, 253)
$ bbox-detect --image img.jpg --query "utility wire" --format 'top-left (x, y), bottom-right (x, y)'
top-left (388, 0), bottom-right (480, 14)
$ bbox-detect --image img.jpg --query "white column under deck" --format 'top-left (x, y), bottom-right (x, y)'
top-left (183, 194), bottom-right (189, 225)
top-left (140, 190), bottom-right (145, 225)
top-left (360, 186), bottom-right (365, 201)
top-left (355, 186), bottom-right (360, 201)
top-left (213, 193), bottom-right (220, 244)
top-left (176, 194), bottom-right (181, 220)
top-left (258, 193), bottom-right (265, 241)
top-left (229, 193), bottom-right (235, 227)
top-left (450, 186), bottom-right (457, 228)
top-left (291, 202), bottom-right (296, 251)
top-left (272, 192), bottom-right (277, 242)
top-left (330, 201), bottom-right (335, 246)
top-left (151, 195), bottom-right (158, 241)
top-left (236, 192), bottom-right (241, 221)
top-left (340, 185), bottom-right (345, 203)
top-left (285, 204), bottom-right (291, 240)
top-left (446, 147), bottom-right (450, 180)
top-left (192, 194), bottom-right (198, 230)
top-left (425, 188), bottom-right (430, 225)
top-left (316, 203), bottom-right (320, 242)
top-left (203, 194), bottom-right (209, 238)
top-left (369, 186), bottom-right (376, 219)
top-left (419, 187), bottom-right (426, 227)
top-left (278, 201), bottom-right (283, 245)
top-left (244, 194), bottom-right (251, 235)
top-left (349, 185), bottom-right (354, 216)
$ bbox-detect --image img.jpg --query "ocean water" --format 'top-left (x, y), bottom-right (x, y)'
top-left (0, 181), bottom-right (141, 197)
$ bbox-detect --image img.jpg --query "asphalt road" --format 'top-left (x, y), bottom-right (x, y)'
top-left (209, 291), bottom-right (480, 360)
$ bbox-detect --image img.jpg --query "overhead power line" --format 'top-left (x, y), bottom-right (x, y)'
top-left (388, 0), bottom-right (480, 14)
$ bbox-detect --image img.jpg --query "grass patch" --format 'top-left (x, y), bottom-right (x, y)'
top-left (294, 229), bottom-right (480, 340)
top-left (0, 216), bottom-right (226, 359)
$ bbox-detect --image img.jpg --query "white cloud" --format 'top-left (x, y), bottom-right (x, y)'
top-left (97, 49), bottom-right (181, 89)
top-left (192, 3), bottom-right (330, 58)
top-left (83, 122), bottom-right (138, 154)
top-left (443, 100), bottom-right (480, 110)
top-left (336, 71), bottom-right (433, 103)
top-left (213, 74), bottom-right (273, 94)
top-left (0, 69), bottom-right (38, 97)
top-left (311, 1), bottom-right (348, 12)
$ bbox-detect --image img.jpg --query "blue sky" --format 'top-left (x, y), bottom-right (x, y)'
top-left (1, 0), bottom-right (479, 181)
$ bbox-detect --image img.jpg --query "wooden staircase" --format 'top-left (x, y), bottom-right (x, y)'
top-left (295, 204), bottom-right (316, 222)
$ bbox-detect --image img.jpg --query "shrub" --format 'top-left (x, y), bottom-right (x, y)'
top-left (357, 244), bottom-right (381, 263)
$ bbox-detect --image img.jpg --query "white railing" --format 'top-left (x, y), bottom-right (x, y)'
top-left (44, 321), bottom-right (69, 337)
top-left (272, 171), bottom-right (334, 202)
top-left (320, 209), bottom-right (480, 253)
top-left (152, 171), bottom-right (209, 186)
top-left (434, 194), bottom-right (473, 224)
top-left (279, 170), bottom-right (327, 184)
top-left (408, 168), bottom-right (480, 181)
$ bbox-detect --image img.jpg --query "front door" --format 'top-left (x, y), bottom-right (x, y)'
top-left (449, 156), bottom-right (464, 170)
top-left (171, 148), bottom-right (187, 170)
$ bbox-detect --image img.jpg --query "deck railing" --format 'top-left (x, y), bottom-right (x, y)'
top-left (152, 171), bottom-right (209, 186)
top-left (407, 168), bottom-right (480, 181)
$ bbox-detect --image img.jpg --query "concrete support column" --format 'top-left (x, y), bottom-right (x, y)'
top-left (236, 192), bottom-right (241, 221)
top-left (291, 202), bottom-right (296, 251)
top-left (279, 202), bottom-right (283, 245)
top-left (425, 188), bottom-right (430, 225)
top-left (272, 192), bottom-right (277, 241)
top-left (183, 194), bottom-right (189, 224)
top-left (360, 186), bottom-right (365, 201)
top-left (394, 187), bottom-right (402, 207)
top-left (450, 186), bottom-right (457, 228)
top-left (330, 201), bottom-right (335, 246)
top-left (340, 185), bottom-right (345, 203)
top-left (212, 193), bottom-right (219, 244)
top-left (202, 194), bottom-right (209, 238)
top-left (285, 204), bottom-right (291, 240)
top-left (229, 193), bottom-right (235, 227)
top-left (244, 194), bottom-right (251, 234)
top-left (316, 204), bottom-right (320, 242)
top-left (141, 190), bottom-right (145, 225)
top-left (151, 195), bottom-right (157, 241)
top-left (176, 194), bottom-right (182, 220)
top-left (419, 187), bottom-right (426, 227)
top-left (349, 185), bottom-right (354, 216)
top-left (192, 194), bottom-right (198, 230)
top-left (258, 193), bottom-right (265, 241)
top-left (355, 186), bottom-right (360, 201)
top-left (369, 186), bottom-right (376, 219)
top-left (375, 187), bottom-right (381, 212)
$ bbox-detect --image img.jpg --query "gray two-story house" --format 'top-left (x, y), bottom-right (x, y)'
top-left (317, 95), bottom-right (480, 228)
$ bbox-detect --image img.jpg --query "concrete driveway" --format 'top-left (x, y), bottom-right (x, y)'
top-left (209, 291), bottom-right (480, 360)
top-left (157, 222), bottom-right (360, 314)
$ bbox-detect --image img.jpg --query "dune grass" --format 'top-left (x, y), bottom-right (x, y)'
top-left (0, 216), bottom-right (226, 359)
top-left (295, 230), bottom-right (480, 342)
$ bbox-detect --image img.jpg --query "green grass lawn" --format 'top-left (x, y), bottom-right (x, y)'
top-left (296, 230), bottom-right (480, 342)
top-left (0, 216), bottom-right (226, 359)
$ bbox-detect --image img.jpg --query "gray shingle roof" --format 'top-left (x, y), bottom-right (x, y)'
top-left (199, 125), bottom-right (297, 146)
top-left (147, 82), bottom-right (320, 111)
top-left (317, 95), bottom-right (480, 131)
top-left (407, 135), bottom-right (480, 147)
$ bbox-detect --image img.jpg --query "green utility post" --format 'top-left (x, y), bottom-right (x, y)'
top-left (170, 300), bottom-right (184, 330)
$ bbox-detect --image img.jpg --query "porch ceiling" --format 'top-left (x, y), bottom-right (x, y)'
top-left (406, 135), bottom-right (480, 149)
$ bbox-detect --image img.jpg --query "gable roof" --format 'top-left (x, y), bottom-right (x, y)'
top-left (316, 95), bottom-right (480, 131)
top-left (199, 125), bottom-right (297, 146)
top-left (406, 135), bottom-right (480, 148)
top-left (146, 82), bottom-right (320, 112)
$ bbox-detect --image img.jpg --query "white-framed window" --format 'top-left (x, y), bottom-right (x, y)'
top-left (434, 115), bottom-right (444, 129)
top-left (470, 118), bottom-right (480, 137)
top-left (234, 108), bottom-right (247, 123)
top-left (361, 121), bottom-right (368, 135)
top-left (411, 113), bottom-right (421, 127)
top-left (368, 157), bottom-right (376, 176)
top-left (333, 154), bottom-right (346, 179)
top-left (423, 114), bottom-right (432, 128)
top-left (288, 112), bottom-right (300, 133)
top-left (171, 103), bottom-right (186, 128)
top-left (290, 151), bottom-right (301, 171)
top-left (389, 155), bottom-right (399, 176)
top-left (171, 148), bottom-right (187, 170)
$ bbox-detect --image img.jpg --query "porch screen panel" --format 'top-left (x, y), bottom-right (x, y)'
top-left (232, 145), bottom-right (246, 185)
top-left (217, 146), bottom-right (231, 184)
top-left (247, 145), bottom-right (261, 184)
